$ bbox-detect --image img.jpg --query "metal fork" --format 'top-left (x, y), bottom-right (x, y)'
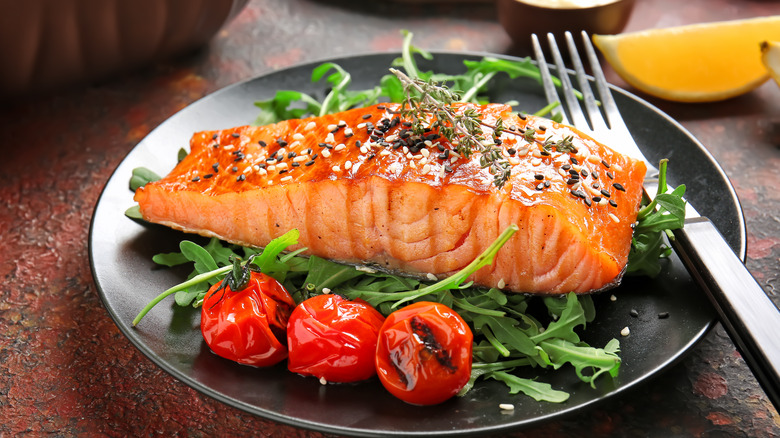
top-left (532, 30), bottom-right (780, 411)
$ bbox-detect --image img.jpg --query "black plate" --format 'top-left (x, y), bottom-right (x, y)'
top-left (89, 52), bottom-right (746, 437)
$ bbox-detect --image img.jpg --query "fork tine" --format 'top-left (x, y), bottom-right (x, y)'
top-left (578, 31), bottom-right (621, 131)
top-left (531, 34), bottom-right (569, 125)
top-left (564, 32), bottom-right (608, 133)
top-left (546, 33), bottom-right (589, 130)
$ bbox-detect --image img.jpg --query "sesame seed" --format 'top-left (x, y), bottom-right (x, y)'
top-left (362, 114), bottom-right (372, 120)
top-left (380, 150), bottom-right (391, 156)
top-left (276, 162), bottom-right (288, 170)
top-left (231, 133), bottom-right (240, 138)
top-left (609, 200), bottom-right (618, 207)
top-left (327, 124), bottom-right (337, 131)
top-left (338, 120), bottom-right (347, 127)
top-left (293, 155), bottom-right (308, 163)
top-left (280, 175), bottom-right (293, 182)
top-left (334, 144), bottom-right (346, 152)
top-left (658, 312), bottom-right (670, 319)
top-left (497, 278), bottom-right (506, 289)
top-left (191, 176), bottom-right (200, 182)
top-left (630, 309), bottom-right (639, 317)
top-left (609, 212), bottom-right (620, 223)
top-left (231, 166), bottom-right (238, 172)
top-left (610, 294), bottom-right (617, 301)
top-left (258, 140), bottom-right (267, 147)
top-left (607, 171), bottom-right (614, 179)
top-left (601, 160), bottom-right (610, 168)
top-left (613, 183), bottom-right (626, 192)
top-left (332, 165), bottom-right (340, 172)
top-left (426, 273), bottom-right (438, 281)
top-left (421, 164), bottom-right (431, 174)
top-left (499, 403), bottom-right (514, 411)
top-left (344, 128), bottom-right (354, 137)
top-left (324, 133), bottom-right (336, 144)
top-left (344, 160), bottom-right (353, 170)
top-left (321, 149), bottom-right (331, 158)
top-left (304, 121), bottom-right (317, 131)
top-left (620, 326), bottom-right (630, 337)
top-left (293, 133), bottom-right (305, 141)
top-left (237, 174), bottom-right (246, 181)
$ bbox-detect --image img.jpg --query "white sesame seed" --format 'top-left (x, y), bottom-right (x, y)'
top-left (420, 149), bottom-right (430, 158)
top-left (499, 404), bottom-right (514, 411)
top-left (406, 152), bottom-right (414, 159)
top-left (609, 213), bottom-right (620, 223)
top-left (280, 175), bottom-right (293, 182)
top-left (426, 273), bottom-right (437, 281)
top-left (322, 287), bottom-right (331, 294)
top-left (304, 121), bottom-right (317, 131)
top-left (334, 143), bottom-right (346, 152)
top-left (450, 157), bottom-right (457, 165)
top-left (409, 160), bottom-right (418, 169)
top-left (357, 122), bottom-right (366, 129)
top-left (380, 150), bottom-right (391, 156)
top-left (356, 266), bottom-right (376, 273)
top-left (588, 155), bottom-right (601, 164)
top-left (421, 164), bottom-right (431, 175)
top-left (532, 149), bottom-right (542, 158)
top-left (531, 158), bottom-right (542, 166)
top-left (517, 147), bottom-right (529, 157)
top-left (267, 165), bottom-right (276, 171)
top-left (386, 134), bottom-right (398, 142)
top-left (319, 377), bottom-right (328, 385)
top-left (610, 294), bottom-right (617, 301)
top-left (338, 120), bottom-right (347, 127)
top-left (293, 133), bottom-right (305, 141)
top-left (424, 140), bottom-right (433, 147)
top-left (497, 278), bottom-right (506, 289)
top-left (402, 146), bottom-right (409, 154)
top-left (508, 157), bottom-right (520, 166)
top-left (360, 145), bottom-right (369, 154)
top-left (344, 160), bottom-right (352, 170)
top-left (332, 165), bottom-right (340, 172)
top-left (419, 157), bottom-right (428, 165)
top-left (327, 124), bottom-right (337, 131)
top-left (288, 140), bottom-right (301, 149)
top-left (276, 162), bottom-right (288, 170)
top-left (322, 149), bottom-right (331, 158)
top-left (612, 163), bottom-right (623, 172)
top-left (293, 155), bottom-right (309, 163)
top-left (266, 159), bottom-right (277, 165)
top-left (243, 166), bottom-right (252, 173)
top-left (324, 133), bottom-right (335, 144)
top-left (620, 326), bottom-right (630, 337)
top-left (344, 128), bottom-right (353, 137)
top-left (256, 167), bottom-right (267, 176)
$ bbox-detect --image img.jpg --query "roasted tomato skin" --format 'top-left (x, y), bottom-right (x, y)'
top-left (375, 301), bottom-right (473, 405)
top-left (287, 294), bottom-right (385, 383)
top-left (201, 272), bottom-right (295, 367)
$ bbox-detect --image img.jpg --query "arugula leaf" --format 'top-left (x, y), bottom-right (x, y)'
top-left (254, 90), bottom-right (322, 125)
top-left (488, 371), bottom-right (570, 403)
top-left (537, 338), bottom-right (621, 387)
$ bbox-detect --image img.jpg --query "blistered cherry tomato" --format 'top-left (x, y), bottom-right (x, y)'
top-left (201, 270), bottom-right (295, 367)
top-left (287, 294), bottom-right (385, 383)
top-left (375, 301), bottom-right (473, 405)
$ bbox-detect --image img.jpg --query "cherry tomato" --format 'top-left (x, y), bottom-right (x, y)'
top-left (287, 294), bottom-right (385, 383)
top-left (201, 270), bottom-right (295, 367)
top-left (375, 301), bottom-right (473, 405)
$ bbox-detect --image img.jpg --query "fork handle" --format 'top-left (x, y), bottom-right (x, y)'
top-left (672, 217), bottom-right (780, 410)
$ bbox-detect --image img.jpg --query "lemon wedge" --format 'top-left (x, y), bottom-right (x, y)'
top-left (593, 16), bottom-right (780, 102)
top-left (761, 41), bottom-right (780, 87)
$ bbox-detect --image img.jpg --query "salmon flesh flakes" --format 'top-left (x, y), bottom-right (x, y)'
top-left (134, 103), bottom-right (647, 295)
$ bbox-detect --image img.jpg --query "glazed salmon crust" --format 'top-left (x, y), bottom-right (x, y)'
top-left (134, 103), bottom-right (647, 295)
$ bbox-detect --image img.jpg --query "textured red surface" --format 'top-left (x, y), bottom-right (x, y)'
top-left (2, 0), bottom-right (780, 436)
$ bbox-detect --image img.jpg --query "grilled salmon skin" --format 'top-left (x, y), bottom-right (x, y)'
top-left (134, 103), bottom-right (647, 294)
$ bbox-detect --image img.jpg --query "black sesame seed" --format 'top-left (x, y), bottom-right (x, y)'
top-left (444, 165), bottom-right (453, 173)
top-left (288, 151), bottom-right (296, 159)
top-left (507, 148), bottom-right (517, 155)
top-left (355, 140), bottom-right (362, 148)
top-left (377, 105), bottom-right (386, 110)
top-left (540, 150), bottom-right (551, 156)
top-left (600, 189), bottom-right (611, 198)
top-left (192, 176), bottom-right (200, 182)
top-left (539, 125), bottom-right (547, 131)
top-left (362, 114), bottom-right (372, 120)
top-left (292, 162), bottom-right (300, 167)
top-left (305, 160), bottom-right (315, 166)
top-left (592, 182), bottom-right (600, 189)
top-left (204, 173), bottom-right (213, 179)
top-left (570, 157), bottom-right (579, 165)
top-left (518, 114), bottom-right (527, 120)
top-left (212, 133), bottom-right (219, 140)
top-left (237, 174), bottom-right (246, 181)
top-left (609, 200), bottom-right (618, 207)
top-left (584, 197), bottom-right (592, 207)
top-left (601, 160), bottom-right (610, 168)
top-left (534, 174), bottom-right (544, 180)
top-left (658, 312), bottom-right (670, 319)
top-left (581, 169), bottom-right (589, 178)
top-left (318, 142), bottom-right (330, 148)
top-left (536, 183), bottom-right (544, 190)
top-left (593, 196), bottom-right (602, 203)
top-left (212, 163), bottom-right (219, 172)
top-left (231, 166), bottom-right (239, 172)
top-left (630, 309), bottom-right (639, 318)
top-left (613, 183), bottom-right (626, 192)
top-left (607, 171), bottom-right (614, 179)
top-left (569, 169), bottom-right (579, 176)
top-left (277, 139), bottom-right (288, 147)
top-left (543, 180), bottom-right (551, 188)
top-left (562, 164), bottom-right (572, 171)
top-left (312, 153), bottom-right (318, 159)
top-left (258, 140), bottom-right (267, 147)
top-left (566, 178), bottom-right (578, 185)
top-left (231, 133), bottom-right (240, 138)
top-left (367, 153), bottom-right (376, 160)
top-left (279, 169), bottom-right (288, 174)
top-left (437, 144), bottom-right (446, 152)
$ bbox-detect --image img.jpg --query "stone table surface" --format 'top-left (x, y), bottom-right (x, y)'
top-left (2, 0), bottom-right (779, 436)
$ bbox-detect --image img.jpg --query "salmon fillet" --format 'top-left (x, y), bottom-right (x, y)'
top-left (134, 103), bottom-right (647, 294)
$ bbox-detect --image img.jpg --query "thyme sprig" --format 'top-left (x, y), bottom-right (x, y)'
top-left (391, 68), bottom-right (513, 188)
